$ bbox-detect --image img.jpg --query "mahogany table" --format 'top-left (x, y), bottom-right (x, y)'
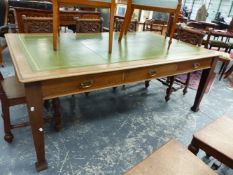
top-left (5, 32), bottom-right (222, 171)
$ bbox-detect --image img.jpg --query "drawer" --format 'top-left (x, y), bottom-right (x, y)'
top-left (42, 71), bottom-right (123, 99)
top-left (177, 58), bottom-right (212, 73)
top-left (124, 64), bottom-right (178, 83)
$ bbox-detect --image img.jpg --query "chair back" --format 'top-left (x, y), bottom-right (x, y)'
top-left (75, 17), bottom-right (103, 33)
top-left (22, 15), bottom-right (53, 33)
top-left (176, 26), bottom-right (205, 46)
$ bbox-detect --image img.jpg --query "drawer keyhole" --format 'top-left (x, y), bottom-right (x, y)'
top-left (148, 70), bottom-right (157, 77)
top-left (80, 80), bottom-right (93, 89)
top-left (193, 63), bottom-right (200, 69)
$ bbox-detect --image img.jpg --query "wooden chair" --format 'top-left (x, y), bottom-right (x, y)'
top-left (124, 139), bottom-right (216, 175)
top-left (118, 0), bottom-right (182, 50)
top-left (188, 116), bottom-right (233, 170)
top-left (164, 26), bottom-right (206, 101)
top-left (0, 15), bottom-right (61, 143)
top-left (0, 72), bottom-right (61, 143)
top-left (52, 0), bottom-right (116, 53)
top-left (205, 29), bottom-right (231, 80)
top-left (75, 17), bottom-right (104, 33)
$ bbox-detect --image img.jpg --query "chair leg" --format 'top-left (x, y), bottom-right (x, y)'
top-left (145, 80), bottom-right (150, 88)
top-left (168, 7), bottom-right (180, 50)
top-left (0, 48), bottom-right (4, 67)
top-left (224, 65), bottom-right (233, 79)
top-left (124, 7), bottom-right (134, 36)
top-left (188, 138), bottom-right (200, 155)
top-left (53, 0), bottom-right (59, 50)
top-left (2, 103), bottom-right (13, 143)
top-left (57, 1), bottom-right (60, 37)
top-left (43, 100), bottom-right (50, 111)
top-left (165, 13), bottom-right (173, 39)
top-left (165, 76), bottom-right (175, 102)
top-left (183, 73), bottom-right (191, 95)
top-left (108, 3), bottom-right (115, 54)
top-left (118, 5), bottom-right (133, 42)
top-left (219, 61), bottom-right (229, 81)
top-left (52, 98), bottom-right (61, 132)
top-left (219, 62), bottom-right (225, 74)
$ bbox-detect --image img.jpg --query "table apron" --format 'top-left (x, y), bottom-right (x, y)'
top-left (41, 58), bottom-right (212, 99)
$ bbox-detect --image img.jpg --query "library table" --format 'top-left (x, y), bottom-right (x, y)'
top-left (5, 32), bottom-right (221, 171)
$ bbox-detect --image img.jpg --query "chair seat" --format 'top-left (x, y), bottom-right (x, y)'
top-left (1, 76), bottom-right (25, 99)
top-left (124, 140), bottom-right (216, 175)
top-left (193, 116), bottom-right (233, 161)
top-left (132, 0), bottom-right (179, 9)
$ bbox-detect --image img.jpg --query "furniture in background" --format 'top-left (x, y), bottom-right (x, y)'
top-left (5, 32), bottom-right (221, 171)
top-left (189, 116), bottom-right (233, 170)
top-left (187, 21), bottom-right (219, 31)
top-left (143, 19), bottom-right (166, 35)
top-left (14, 7), bottom-right (101, 33)
top-left (75, 17), bottom-right (104, 33)
top-left (115, 18), bottom-right (137, 32)
top-left (52, 0), bottom-right (116, 53)
top-left (118, 0), bottom-right (182, 50)
top-left (124, 140), bottom-right (216, 175)
top-left (0, 72), bottom-right (61, 143)
top-left (205, 29), bottom-right (232, 80)
top-left (22, 15), bottom-right (53, 33)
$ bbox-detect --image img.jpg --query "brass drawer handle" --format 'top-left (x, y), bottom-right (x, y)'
top-left (80, 80), bottom-right (93, 89)
top-left (193, 63), bottom-right (200, 69)
top-left (148, 69), bottom-right (157, 77)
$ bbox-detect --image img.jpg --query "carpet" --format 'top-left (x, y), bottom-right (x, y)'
top-left (176, 71), bottom-right (216, 93)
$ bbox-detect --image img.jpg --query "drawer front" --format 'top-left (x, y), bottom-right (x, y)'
top-left (178, 58), bottom-right (212, 73)
top-left (42, 71), bottom-right (123, 99)
top-left (124, 64), bottom-right (178, 83)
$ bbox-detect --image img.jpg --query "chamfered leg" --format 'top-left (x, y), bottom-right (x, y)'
top-left (25, 82), bottom-right (47, 171)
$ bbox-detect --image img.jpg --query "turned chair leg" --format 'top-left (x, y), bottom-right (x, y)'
top-left (145, 80), bottom-right (150, 88)
top-left (108, 3), bottom-right (115, 54)
top-left (2, 103), bottom-right (14, 143)
top-left (183, 73), bottom-right (191, 95)
top-left (52, 98), bottom-right (62, 132)
top-left (165, 76), bottom-right (175, 102)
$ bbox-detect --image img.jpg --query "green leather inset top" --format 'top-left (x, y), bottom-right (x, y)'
top-left (16, 32), bottom-right (210, 72)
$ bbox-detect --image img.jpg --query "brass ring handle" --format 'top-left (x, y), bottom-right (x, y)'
top-left (80, 80), bottom-right (93, 89)
top-left (193, 63), bottom-right (200, 69)
top-left (148, 69), bottom-right (157, 77)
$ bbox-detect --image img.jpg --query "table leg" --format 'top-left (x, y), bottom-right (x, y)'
top-left (191, 58), bottom-right (217, 112)
top-left (25, 82), bottom-right (47, 171)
